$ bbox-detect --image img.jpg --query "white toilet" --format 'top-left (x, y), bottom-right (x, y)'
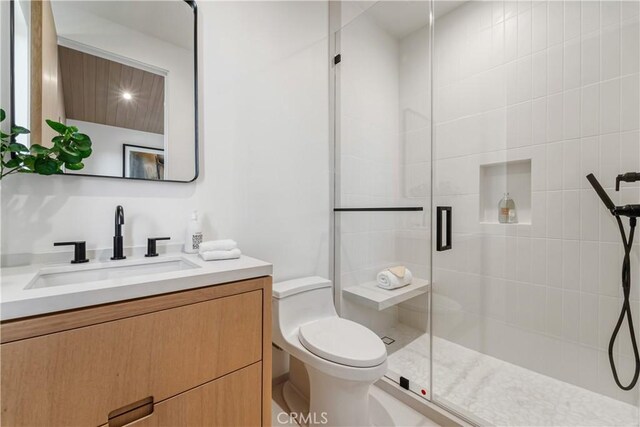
top-left (272, 276), bottom-right (388, 427)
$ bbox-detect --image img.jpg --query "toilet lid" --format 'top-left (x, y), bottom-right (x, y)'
top-left (298, 318), bottom-right (387, 368)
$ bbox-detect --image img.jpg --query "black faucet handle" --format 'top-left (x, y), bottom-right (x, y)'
top-left (616, 172), bottom-right (640, 191)
top-left (54, 241), bottom-right (89, 264)
top-left (145, 237), bottom-right (171, 257)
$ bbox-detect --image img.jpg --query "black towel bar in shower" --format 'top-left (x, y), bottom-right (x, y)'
top-left (333, 207), bottom-right (424, 212)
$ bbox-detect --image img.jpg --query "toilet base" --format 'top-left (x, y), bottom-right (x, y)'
top-left (281, 363), bottom-right (390, 427)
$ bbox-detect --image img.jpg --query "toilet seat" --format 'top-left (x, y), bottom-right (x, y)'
top-left (299, 317), bottom-right (386, 368)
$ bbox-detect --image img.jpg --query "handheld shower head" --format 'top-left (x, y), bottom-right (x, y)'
top-left (586, 173), bottom-right (616, 212)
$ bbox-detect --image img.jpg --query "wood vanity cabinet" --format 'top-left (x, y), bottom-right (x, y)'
top-left (0, 277), bottom-right (272, 427)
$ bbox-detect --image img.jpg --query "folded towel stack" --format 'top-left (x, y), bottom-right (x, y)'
top-left (377, 266), bottom-right (413, 290)
top-left (199, 239), bottom-right (242, 261)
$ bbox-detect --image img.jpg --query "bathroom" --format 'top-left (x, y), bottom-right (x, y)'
top-left (0, 0), bottom-right (639, 426)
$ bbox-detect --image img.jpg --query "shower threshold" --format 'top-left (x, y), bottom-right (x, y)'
top-left (384, 324), bottom-right (638, 426)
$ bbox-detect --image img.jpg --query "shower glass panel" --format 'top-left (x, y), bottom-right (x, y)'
top-left (333, 1), bottom-right (432, 399)
top-left (431, 0), bottom-right (640, 425)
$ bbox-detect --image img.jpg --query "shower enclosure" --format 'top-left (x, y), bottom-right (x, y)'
top-left (331, 1), bottom-right (640, 425)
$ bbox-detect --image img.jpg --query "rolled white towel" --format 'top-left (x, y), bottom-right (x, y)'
top-left (376, 268), bottom-right (413, 290)
top-left (199, 239), bottom-right (237, 253)
top-left (199, 248), bottom-right (242, 261)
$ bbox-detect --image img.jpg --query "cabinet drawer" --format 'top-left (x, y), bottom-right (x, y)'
top-left (120, 362), bottom-right (263, 427)
top-left (1, 290), bottom-right (263, 427)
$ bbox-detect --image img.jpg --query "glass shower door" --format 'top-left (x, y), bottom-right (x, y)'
top-left (430, 0), bottom-right (640, 425)
top-left (332, 0), bottom-right (433, 401)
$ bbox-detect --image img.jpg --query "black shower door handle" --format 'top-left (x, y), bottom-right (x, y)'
top-left (436, 206), bottom-right (452, 251)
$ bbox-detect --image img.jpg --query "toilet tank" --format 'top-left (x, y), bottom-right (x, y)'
top-left (272, 277), bottom-right (337, 341)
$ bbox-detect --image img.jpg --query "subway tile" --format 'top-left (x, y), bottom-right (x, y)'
top-left (580, 189), bottom-right (600, 241)
top-left (564, 38), bottom-right (582, 90)
top-left (518, 9), bottom-right (533, 57)
top-left (563, 239), bottom-right (581, 290)
top-left (505, 15), bottom-right (518, 62)
top-left (532, 98), bottom-right (547, 144)
top-left (548, 44), bottom-right (564, 94)
top-left (582, 1), bottom-right (600, 35)
top-left (620, 18), bottom-right (640, 75)
top-left (548, 0), bottom-right (565, 46)
top-left (532, 2), bottom-right (548, 52)
top-left (581, 84), bottom-right (600, 137)
top-left (621, 0), bottom-right (640, 18)
top-left (581, 32), bottom-right (600, 86)
top-left (531, 191), bottom-right (548, 237)
top-left (562, 290), bottom-right (581, 342)
top-left (565, 1), bottom-right (582, 41)
top-left (600, 133), bottom-right (621, 183)
top-left (563, 89), bottom-right (581, 140)
top-left (620, 74), bottom-right (639, 131)
top-left (547, 238), bottom-right (564, 287)
top-left (620, 131), bottom-right (640, 174)
top-left (531, 237), bottom-right (547, 284)
top-left (517, 56), bottom-right (533, 103)
top-left (601, 25), bottom-right (621, 81)
top-left (532, 51), bottom-right (547, 98)
top-left (600, 79), bottom-right (621, 134)
top-left (547, 93), bottom-right (564, 142)
top-left (547, 141), bottom-right (564, 189)
top-left (563, 190), bottom-right (581, 239)
top-left (602, 0), bottom-right (621, 28)
top-left (600, 242), bottom-right (622, 297)
top-left (580, 136), bottom-right (600, 189)
top-left (563, 139), bottom-right (581, 189)
top-left (580, 292), bottom-right (599, 347)
top-left (580, 240), bottom-right (600, 293)
top-left (517, 237), bottom-right (532, 283)
top-left (546, 287), bottom-right (564, 336)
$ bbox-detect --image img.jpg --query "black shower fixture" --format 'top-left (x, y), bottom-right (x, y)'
top-left (587, 173), bottom-right (640, 391)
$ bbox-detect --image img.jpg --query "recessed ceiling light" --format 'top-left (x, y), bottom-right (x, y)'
top-left (122, 92), bottom-right (132, 100)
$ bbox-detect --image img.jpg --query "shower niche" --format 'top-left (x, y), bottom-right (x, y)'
top-left (479, 159), bottom-right (531, 225)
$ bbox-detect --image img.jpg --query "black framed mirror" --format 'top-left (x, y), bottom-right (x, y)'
top-left (10, 0), bottom-right (198, 182)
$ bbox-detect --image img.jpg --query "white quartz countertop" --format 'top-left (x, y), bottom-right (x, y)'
top-left (0, 254), bottom-right (272, 321)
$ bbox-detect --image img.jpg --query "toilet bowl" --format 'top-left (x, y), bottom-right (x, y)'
top-left (272, 276), bottom-right (388, 426)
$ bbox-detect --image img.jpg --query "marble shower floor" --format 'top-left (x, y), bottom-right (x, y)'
top-left (385, 324), bottom-right (639, 426)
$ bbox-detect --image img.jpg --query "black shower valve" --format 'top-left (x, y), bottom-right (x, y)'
top-left (615, 172), bottom-right (640, 191)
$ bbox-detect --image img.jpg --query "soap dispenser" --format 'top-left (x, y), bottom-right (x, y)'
top-left (498, 193), bottom-right (517, 224)
top-left (184, 210), bottom-right (203, 254)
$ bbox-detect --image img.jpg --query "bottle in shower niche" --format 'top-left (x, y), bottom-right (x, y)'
top-left (498, 193), bottom-right (517, 224)
top-left (184, 210), bottom-right (203, 254)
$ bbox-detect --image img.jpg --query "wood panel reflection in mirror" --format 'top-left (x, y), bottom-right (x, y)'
top-left (10, 0), bottom-right (198, 182)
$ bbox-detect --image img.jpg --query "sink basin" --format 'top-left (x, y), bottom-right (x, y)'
top-left (26, 257), bottom-right (201, 290)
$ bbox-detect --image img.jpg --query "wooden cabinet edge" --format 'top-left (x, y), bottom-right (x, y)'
top-left (1, 276), bottom-right (272, 343)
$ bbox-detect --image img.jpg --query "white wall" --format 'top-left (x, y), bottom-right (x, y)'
top-left (1, 1), bottom-right (330, 289)
top-left (66, 119), bottom-right (164, 177)
top-left (432, 0), bottom-right (640, 405)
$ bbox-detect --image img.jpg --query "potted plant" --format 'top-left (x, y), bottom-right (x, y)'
top-left (1, 108), bottom-right (93, 179)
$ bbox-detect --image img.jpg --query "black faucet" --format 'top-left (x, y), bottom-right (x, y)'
top-left (111, 205), bottom-right (126, 260)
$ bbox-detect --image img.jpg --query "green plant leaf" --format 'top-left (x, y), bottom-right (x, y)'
top-left (30, 144), bottom-right (50, 155)
top-left (72, 133), bottom-right (91, 142)
top-left (9, 142), bottom-right (29, 153)
top-left (4, 158), bottom-right (22, 168)
top-left (65, 162), bottom-right (84, 170)
top-left (0, 109), bottom-right (5, 122)
top-left (11, 126), bottom-right (30, 135)
top-left (0, 131), bottom-right (9, 139)
top-left (22, 156), bottom-right (36, 171)
top-left (59, 150), bottom-right (82, 164)
top-left (45, 120), bottom-right (68, 134)
top-left (34, 157), bottom-right (60, 175)
top-left (78, 147), bottom-right (92, 158)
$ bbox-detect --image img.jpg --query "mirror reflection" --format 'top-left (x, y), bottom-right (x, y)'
top-left (12, 0), bottom-right (197, 182)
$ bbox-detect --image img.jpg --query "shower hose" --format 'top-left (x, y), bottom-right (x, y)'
top-left (609, 215), bottom-right (640, 390)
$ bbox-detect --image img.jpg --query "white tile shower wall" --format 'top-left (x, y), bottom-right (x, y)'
top-left (433, 0), bottom-right (639, 405)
